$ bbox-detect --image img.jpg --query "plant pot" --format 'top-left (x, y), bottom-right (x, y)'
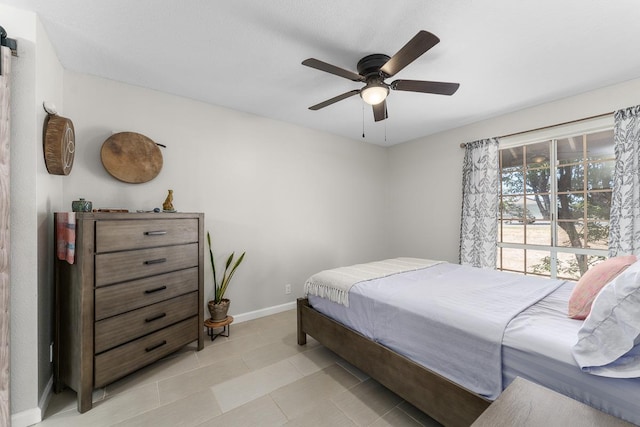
top-left (208, 299), bottom-right (230, 322)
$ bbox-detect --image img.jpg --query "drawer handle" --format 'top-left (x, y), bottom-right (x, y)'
top-left (145, 313), bottom-right (167, 323)
top-left (144, 258), bottom-right (167, 265)
top-left (145, 340), bottom-right (167, 352)
top-left (144, 231), bottom-right (167, 236)
top-left (144, 285), bottom-right (167, 294)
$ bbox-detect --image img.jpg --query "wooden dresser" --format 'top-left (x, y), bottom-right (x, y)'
top-left (53, 212), bottom-right (204, 413)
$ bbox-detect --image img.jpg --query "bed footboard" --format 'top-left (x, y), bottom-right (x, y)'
top-left (296, 297), bottom-right (489, 427)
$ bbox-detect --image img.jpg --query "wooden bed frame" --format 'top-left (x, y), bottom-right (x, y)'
top-left (297, 298), bottom-right (490, 427)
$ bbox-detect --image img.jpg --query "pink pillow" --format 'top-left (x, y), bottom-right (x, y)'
top-left (568, 255), bottom-right (637, 320)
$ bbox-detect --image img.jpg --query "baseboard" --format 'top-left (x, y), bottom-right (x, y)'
top-left (11, 375), bottom-right (53, 427)
top-left (232, 301), bottom-right (297, 323)
top-left (39, 375), bottom-right (54, 419)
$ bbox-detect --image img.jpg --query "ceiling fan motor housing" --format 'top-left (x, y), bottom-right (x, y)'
top-left (357, 54), bottom-right (391, 78)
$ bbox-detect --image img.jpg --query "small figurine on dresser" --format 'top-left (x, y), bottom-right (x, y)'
top-left (162, 189), bottom-right (176, 212)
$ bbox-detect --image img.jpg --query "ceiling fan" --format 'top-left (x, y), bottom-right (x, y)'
top-left (302, 30), bottom-right (460, 122)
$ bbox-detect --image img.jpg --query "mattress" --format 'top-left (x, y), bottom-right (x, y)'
top-left (308, 264), bottom-right (640, 425)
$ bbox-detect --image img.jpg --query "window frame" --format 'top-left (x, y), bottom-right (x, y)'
top-left (497, 116), bottom-right (614, 279)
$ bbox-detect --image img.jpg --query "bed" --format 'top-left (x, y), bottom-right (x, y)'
top-left (296, 258), bottom-right (640, 426)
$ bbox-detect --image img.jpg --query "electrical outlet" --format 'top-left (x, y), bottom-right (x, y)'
top-left (285, 284), bottom-right (292, 294)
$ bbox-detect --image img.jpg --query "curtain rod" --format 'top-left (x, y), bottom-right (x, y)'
top-left (459, 111), bottom-right (614, 148)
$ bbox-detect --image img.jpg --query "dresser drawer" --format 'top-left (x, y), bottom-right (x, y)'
top-left (94, 317), bottom-right (198, 388)
top-left (95, 243), bottom-right (198, 287)
top-left (95, 268), bottom-right (198, 320)
top-left (96, 219), bottom-right (199, 252)
top-left (95, 292), bottom-right (198, 353)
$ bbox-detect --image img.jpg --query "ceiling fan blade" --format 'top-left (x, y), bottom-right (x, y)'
top-left (372, 100), bottom-right (388, 122)
top-left (302, 58), bottom-right (365, 82)
top-left (380, 31), bottom-right (440, 77)
top-left (391, 79), bottom-right (460, 95)
top-left (309, 90), bottom-right (360, 110)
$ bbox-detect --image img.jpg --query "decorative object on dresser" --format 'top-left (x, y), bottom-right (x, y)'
top-left (53, 212), bottom-right (204, 413)
top-left (206, 231), bottom-right (245, 321)
top-left (100, 131), bottom-right (163, 183)
top-left (71, 197), bottom-right (92, 213)
top-left (162, 189), bottom-right (176, 212)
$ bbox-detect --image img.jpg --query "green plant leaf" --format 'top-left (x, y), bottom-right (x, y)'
top-left (207, 232), bottom-right (219, 299)
top-left (207, 230), bottom-right (246, 303)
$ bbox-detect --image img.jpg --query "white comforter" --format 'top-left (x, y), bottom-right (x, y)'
top-left (308, 261), bottom-right (564, 399)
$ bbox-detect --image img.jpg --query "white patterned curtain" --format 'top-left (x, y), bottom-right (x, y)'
top-left (459, 138), bottom-right (500, 268)
top-left (609, 105), bottom-right (640, 257)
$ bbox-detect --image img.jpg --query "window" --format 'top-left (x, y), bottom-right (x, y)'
top-left (497, 126), bottom-right (614, 280)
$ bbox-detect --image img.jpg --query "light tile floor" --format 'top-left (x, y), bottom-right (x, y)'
top-left (35, 309), bottom-right (442, 427)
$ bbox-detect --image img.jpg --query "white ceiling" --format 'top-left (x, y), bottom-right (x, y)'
top-left (4, 0), bottom-right (640, 146)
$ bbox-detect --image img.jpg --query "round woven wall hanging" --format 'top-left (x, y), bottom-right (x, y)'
top-left (43, 114), bottom-right (75, 175)
top-left (100, 132), bottom-right (163, 183)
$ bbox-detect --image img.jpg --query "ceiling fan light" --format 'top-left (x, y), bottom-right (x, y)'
top-left (360, 84), bottom-right (389, 105)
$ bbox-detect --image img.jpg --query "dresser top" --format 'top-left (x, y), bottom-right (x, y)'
top-left (56, 212), bottom-right (203, 220)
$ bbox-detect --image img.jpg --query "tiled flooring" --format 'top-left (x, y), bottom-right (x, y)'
top-left (36, 309), bottom-right (441, 427)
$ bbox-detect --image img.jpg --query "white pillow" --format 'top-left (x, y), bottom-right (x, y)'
top-left (572, 259), bottom-right (640, 377)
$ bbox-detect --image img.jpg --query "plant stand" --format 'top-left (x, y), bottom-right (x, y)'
top-left (204, 316), bottom-right (234, 341)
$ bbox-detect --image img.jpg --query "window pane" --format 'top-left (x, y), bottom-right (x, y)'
top-left (587, 161), bottom-right (614, 190)
top-left (502, 222), bottom-right (524, 244)
top-left (557, 164), bottom-right (584, 191)
top-left (557, 136), bottom-right (584, 165)
top-left (526, 250), bottom-right (551, 276)
top-left (502, 248), bottom-right (524, 272)
top-left (529, 194), bottom-right (551, 220)
top-left (586, 192), bottom-right (611, 220)
top-left (585, 221), bottom-right (609, 249)
top-left (502, 167), bottom-right (524, 195)
top-left (525, 222), bottom-right (551, 245)
top-left (525, 167), bottom-right (551, 194)
top-left (586, 130), bottom-right (614, 161)
top-left (557, 221), bottom-right (584, 248)
top-left (501, 195), bottom-right (526, 220)
top-left (557, 193), bottom-right (584, 220)
top-left (501, 147), bottom-right (523, 169)
top-left (525, 141), bottom-right (551, 167)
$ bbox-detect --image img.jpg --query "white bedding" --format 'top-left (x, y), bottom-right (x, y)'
top-left (502, 281), bottom-right (640, 425)
top-left (308, 261), bottom-right (640, 425)
top-left (308, 261), bottom-right (563, 399)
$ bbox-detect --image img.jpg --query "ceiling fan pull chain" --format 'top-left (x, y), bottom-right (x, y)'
top-left (362, 103), bottom-right (365, 139)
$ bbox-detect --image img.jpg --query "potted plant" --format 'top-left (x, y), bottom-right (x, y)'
top-left (207, 231), bottom-right (246, 321)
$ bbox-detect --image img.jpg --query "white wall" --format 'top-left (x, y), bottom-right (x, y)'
top-left (62, 72), bottom-right (391, 315)
top-left (34, 14), bottom-right (65, 407)
top-left (2, 3), bottom-right (64, 423)
top-left (388, 77), bottom-right (640, 262)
